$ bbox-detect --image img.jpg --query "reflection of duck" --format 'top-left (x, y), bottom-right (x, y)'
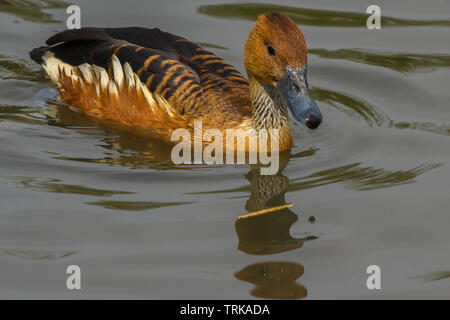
top-left (30, 13), bottom-right (322, 151)
top-left (42, 104), bottom-right (314, 298)
top-left (236, 207), bottom-right (313, 254)
top-left (234, 155), bottom-right (314, 299)
top-left (236, 153), bottom-right (317, 255)
top-left (42, 103), bottom-right (181, 169)
top-left (235, 262), bottom-right (307, 299)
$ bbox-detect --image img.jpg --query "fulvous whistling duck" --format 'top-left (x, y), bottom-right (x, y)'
top-left (30, 13), bottom-right (322, 152)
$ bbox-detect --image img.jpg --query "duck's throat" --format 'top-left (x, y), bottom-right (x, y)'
top-left (249, 78), bottom-right (290, 131)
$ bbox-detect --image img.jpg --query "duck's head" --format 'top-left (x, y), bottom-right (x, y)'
top-left (244, 13), bottom-right (322, 129)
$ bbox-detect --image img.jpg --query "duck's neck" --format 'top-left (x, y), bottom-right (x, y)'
top-left (249, 77), bottom-right (290, 131)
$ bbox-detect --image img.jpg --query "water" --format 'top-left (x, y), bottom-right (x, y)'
top-left (0, 0), bottom-right (449, 299)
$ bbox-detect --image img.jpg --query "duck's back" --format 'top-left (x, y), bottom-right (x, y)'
top-left (30, 27), bottom-right (252, 134)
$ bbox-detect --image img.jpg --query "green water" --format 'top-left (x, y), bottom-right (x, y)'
top-left (0, 0), bottom-right (449, 299)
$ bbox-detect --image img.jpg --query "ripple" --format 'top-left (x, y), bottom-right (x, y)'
top-left (415, 271), bottom-right (450, 282)
top-left (312, 87), bottom-right (391, 127)
top-left (0, 0), bottom-right (68, 23)
top-left (0, 55), bottom-right (49, 83)
top-left (313, 87), bottom-right (450, 137)
top-left (390, 121), bottom-right (450, 137)
top-left (309, 49), bottom-right (450, 74)
top-left (289, 162), bottom-right (441, 191)
top-left (0, 248), bottom-right (76, 260)
top-left (0, 104), bottom-right (46, 125)
top-left (86, 200), bottom-right (194, 211)
top-left (198, 3), bottom-right (450, 27)
top-left (193, 162), bottom-right (440, 194)
top-left (2, 176), bottom-right (135, 196)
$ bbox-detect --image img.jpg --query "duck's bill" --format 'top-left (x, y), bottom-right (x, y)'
top-left (278, 65), bottom-right (322, 129)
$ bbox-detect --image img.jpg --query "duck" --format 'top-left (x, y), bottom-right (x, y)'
top-left (30, 12), bottom-right (322, 152)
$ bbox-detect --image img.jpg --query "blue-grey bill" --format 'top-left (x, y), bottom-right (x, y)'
top-left (278, 65), bottom-right (322, 129)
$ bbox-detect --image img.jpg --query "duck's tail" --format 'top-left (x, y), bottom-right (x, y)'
top-left (30, 46), bottom-right (50, 65)
top-left (30, 47), bottom-right (188, 137)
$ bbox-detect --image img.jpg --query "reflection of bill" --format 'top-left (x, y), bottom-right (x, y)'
top-left (235, 262), bottom-right (307, 300)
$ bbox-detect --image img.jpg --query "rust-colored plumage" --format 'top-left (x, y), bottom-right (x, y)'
top-left (244, 13), bottom-right (307, 86)
top-left (30, 13), bottom-right (316, 151)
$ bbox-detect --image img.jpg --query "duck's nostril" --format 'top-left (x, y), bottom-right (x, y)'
top-left (305, 114), bottom-right (322, 129)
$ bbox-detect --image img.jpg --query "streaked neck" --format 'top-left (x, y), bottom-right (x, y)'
top-left (249, 78), bottom-right (290, 130)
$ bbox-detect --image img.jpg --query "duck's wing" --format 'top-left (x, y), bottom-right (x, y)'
top-left (30, 27), bottom-right (251, 122)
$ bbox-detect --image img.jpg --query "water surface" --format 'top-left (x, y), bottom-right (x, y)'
top-left (0, 0), bottom-right (449, 299)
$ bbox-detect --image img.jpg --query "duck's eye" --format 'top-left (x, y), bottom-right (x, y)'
top-left (267, 44), bottom-right (276, 56)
